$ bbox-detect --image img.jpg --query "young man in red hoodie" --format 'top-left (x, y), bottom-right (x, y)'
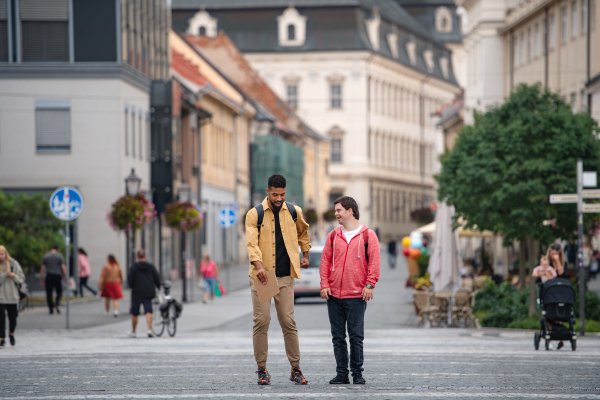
top-left (319, 196), bottom-right (380, 385)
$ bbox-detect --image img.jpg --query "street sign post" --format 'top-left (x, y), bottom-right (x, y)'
top-left (218, 205), bottom-right (238, 294)
top-left (549, 194), bottom-right (578, 204)
top-left (582, 203), bottom-right (600, 213)
top-left (49, 187), bottom-right (84, 330)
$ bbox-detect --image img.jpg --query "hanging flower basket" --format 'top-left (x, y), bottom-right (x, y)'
top-left (323, 209), bottom-right (336, 222)
top-left (164, 201), bottom-right (203, 232)
top-left (107, 194), bottom-right (156, 232)
top-left (304, 208), bottom-right (318, 225)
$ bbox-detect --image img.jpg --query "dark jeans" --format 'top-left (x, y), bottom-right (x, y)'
top-left (0, 304), bottom-right (18, 339)
top-left (45, 274), bottom-right (63, 312)
top-left (327, 296), bottom-right (367, 376)
top-left (79, 276), bottom-right (97, 296)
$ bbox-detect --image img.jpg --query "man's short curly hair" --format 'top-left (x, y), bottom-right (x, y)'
top-left (334, 196), bottom-right (359, 220)
top-left (268, 174), bottom-right (287, 189)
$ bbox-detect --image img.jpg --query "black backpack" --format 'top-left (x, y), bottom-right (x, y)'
top-left (255, 202), bottom-right (297, 233)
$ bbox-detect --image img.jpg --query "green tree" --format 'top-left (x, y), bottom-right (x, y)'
top-left (0, 190), bottom-right (63, 274)
top-left (437, 84), bottom-right (600, 314)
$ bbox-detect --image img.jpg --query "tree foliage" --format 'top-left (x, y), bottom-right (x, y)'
top-left (438, 84), bottom-right (600, 245)
top-left (0, 190), bottom-right (63, 274)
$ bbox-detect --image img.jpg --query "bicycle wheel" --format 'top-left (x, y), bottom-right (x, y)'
top-left (167, 302), bottom-right (177, 337)
top-left (151, 299), bottom-right (165, 337)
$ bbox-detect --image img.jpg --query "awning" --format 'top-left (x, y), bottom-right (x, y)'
top-left (416, 221), bottom-right (494, 238)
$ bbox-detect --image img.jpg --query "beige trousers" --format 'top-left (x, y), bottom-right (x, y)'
top-left (250, 275), bottom-right (300, 368)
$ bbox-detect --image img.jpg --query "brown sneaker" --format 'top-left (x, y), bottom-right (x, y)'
top-left (257, 367), bottom-right (271, 385)
top-left (289, 366), bottom-right (308, 385)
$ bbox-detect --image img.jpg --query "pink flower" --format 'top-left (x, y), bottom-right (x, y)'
top-left (589, 230), bottom-right (593, 235)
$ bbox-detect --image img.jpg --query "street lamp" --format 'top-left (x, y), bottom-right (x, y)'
top-left (179, 180), bottom-right (191, 302)
top-left (124, 168), bottom-right (141, 278)
top-left (125, 168), bottom-right (141, 196)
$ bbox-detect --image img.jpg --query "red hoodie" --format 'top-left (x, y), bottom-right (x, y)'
top-left (319, 225), bottom-right (381, 299)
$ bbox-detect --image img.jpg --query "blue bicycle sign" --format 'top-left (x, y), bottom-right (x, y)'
top-left (49, 187), bottom-right (84, 221)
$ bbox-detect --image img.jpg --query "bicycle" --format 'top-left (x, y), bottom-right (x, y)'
top-left (151, 281), bottom-right (180, 337)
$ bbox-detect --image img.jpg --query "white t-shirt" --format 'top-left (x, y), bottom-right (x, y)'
top-left (342, 225), bottom-right (363, 244)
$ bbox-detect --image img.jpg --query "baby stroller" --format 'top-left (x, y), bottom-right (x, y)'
top-left (534, 278), bottom-right (576, 351)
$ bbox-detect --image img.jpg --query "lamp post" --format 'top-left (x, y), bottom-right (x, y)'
top-left (125, 168), bottom-right (141, 276)
top-left (179, 180), bottom-right (191, 303)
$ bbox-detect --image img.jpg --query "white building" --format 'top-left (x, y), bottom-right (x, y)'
top-left (0, 0), bottom-right (170, 283)
top-left (173, 0), bottom-right (462, 238)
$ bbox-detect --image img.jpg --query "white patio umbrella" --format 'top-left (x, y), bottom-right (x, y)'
top-left (427, 201), bottom-right (462, 293)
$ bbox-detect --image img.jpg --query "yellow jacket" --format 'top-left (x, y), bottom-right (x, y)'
top-left (245, 197), bottom-right (311, 279)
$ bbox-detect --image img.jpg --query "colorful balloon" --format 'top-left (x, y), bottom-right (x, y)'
top-left (422, 239), bottom-right (428, 248)
top-left (420, 247), bottom-right (428, 256)
top-left (411, 238), bottom-right (423, 249)
top-left (401, 236), bottom-right (411, 248)
top-left (402, 247), bottom-right (410, 257)
top-left (409, 248), bottom-right (421, 258)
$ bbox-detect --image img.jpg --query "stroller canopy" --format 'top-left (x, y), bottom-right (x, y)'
top-left (542, 278), bottom-right (576, 305)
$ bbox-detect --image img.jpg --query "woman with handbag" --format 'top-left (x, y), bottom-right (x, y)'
top-left (197, 254), bottom-right (219, 304)
top-left (98, 254), bottom-right (123, 317)
top-left (78, 248), bottom-right (97, 297)
top-left (0, 245), bottom-right (25, 348)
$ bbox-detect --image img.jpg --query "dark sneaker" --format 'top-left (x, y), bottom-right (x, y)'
top-left (353, 374), bottom-right (366, 385)
top-left (557, 341), bottom-right (564, 350)
top-left (55, 306), bottom-right (61, 314)
top-left (329, 375), bottom-right (350, 384)
top-left (9, 334), bottom-right (15, 346)
top-left (289, 366), bottom-right (308, 385)
top-left (257, 367), bottom-right (271, 385)
top-left (0, 339), bottom-right (5, 348)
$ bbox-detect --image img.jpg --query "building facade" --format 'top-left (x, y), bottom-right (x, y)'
top-left (0, 0), bottom-right (170, 282)
top-left (172, 0), bottom-right (462, 239)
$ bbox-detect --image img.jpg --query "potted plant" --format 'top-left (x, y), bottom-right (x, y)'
top-left (304, 208), bottom-right (318, 225)
top-left (323, 209), bottom-right (336, 222)
top-left (164, 201), bottom-right (203, 232)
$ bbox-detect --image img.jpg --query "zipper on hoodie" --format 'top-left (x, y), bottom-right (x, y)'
top-left (339, 228), bottom-right (361, 298)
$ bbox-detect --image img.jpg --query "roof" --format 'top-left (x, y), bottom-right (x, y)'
top-left (172, 1), bottom-right (458, 85)
top-left (393, 0), bottom-right (462, 44)
top-left (185, 33), bottom-right (325, 140)
top-left (436, 94), bottom-right (464, 126)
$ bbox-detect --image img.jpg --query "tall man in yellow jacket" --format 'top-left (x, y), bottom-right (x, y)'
top-left (245, 174), bottom-right (311, 385)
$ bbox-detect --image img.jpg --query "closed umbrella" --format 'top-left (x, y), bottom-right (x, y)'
top-left (428, 201), bottom-right (462, 293)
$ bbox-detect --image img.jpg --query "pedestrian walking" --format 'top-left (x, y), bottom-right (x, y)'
top-left (198, 254), bottom-right (219, 304)
top-left (245, 174), bottom-right (311, 385)
top-left (0, 246), bottom-right (25, 348)
top-left (98, 255), bottom-right (123, 317)
top-left (319, 196), bottom-right (380, 385)
top-left (127, 249), bottom-right (160, 338)
top-left (563, 239), bottom-right (577, 270)
top-left (40, 244), bottom-right (66, 315)
top-left (582, 240), bottom-right (593, 284)
top-left (387, 236), bottom-right (397, 269)
top-left (78, 248), bottom-right (97, 297)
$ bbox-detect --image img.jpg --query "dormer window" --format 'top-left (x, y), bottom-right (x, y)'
top-left (423, 50), bottom-right (434, 73)
top-left (366, 7), bottom-right (381, 50)
top-left (187, 10), bottom-right (218, 38)
top-left (435, 7), bottom-right (453, 33)
top-left (406, 40), bottom-right (417, 65)
top-left (387, 30), bottom-right (399, 58)
top-left (277, 6), bottom-right (307, 47)
top-left (439, 57), bottom-right (449, 79)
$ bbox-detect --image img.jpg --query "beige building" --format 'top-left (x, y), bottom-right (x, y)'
top-left (500, 0), bottom-right (599, 114)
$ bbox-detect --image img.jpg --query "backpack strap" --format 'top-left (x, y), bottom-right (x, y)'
top-left (254, 204), bottom-right (264, 233)
top-left (286, 202), bottom-right (298, 222)
top-left (362, 230), bottom-right (369, 263)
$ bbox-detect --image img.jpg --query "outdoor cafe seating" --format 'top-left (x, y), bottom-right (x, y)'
top-left (413, 287), bottom-right (478, 328)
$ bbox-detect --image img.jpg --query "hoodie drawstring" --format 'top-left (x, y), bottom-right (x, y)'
top-left (358, 232), bottom-right (362, 259)
top-left (332, 233), bottom-right (337, 271)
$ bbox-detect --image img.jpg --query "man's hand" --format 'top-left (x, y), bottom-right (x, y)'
top-left (320, 288), bottom-right (331, 300)
top-left (256, 266), bottom-right (268, 285)
top-left (300, 258), bottom-right (309, 269)
top-left (362, 287), bottom-right (374, 301)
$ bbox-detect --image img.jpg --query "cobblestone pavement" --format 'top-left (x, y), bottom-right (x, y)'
top-left (1, 328), bottom-right (599, 399)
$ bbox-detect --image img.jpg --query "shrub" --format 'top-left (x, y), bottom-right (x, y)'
top-left (417, 254), bottom-right (429, 278)
top-left (164, 201), bottom-right (202, 232)
top-left (108, 194), bottom-right (156, 232)
top-left (304, 209), bottom-right (318, 225)
top-left (323, 209), bottom-right (336, 222)
top-left (473, 282), bottom-right (529, 328)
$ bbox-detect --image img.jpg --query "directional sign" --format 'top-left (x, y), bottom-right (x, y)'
top-left (549, 194), bottom-right (578, 204)
top-left (583, 203), bottom-right (600, 213)
top-left (49, 187), bottom-right (84, 221)
top-left (218, 205), bottom-right (237, 228)
top-left (583, 189), bottom-right (600, 199)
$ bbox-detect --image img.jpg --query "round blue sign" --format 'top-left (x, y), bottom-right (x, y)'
top-left (49, 187), bottom-right (84, 221)
top-left (218, 205), bottom-right (237, 228)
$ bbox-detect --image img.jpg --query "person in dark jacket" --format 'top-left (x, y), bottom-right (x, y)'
top-left (127, 249), bottom-right (160, 338)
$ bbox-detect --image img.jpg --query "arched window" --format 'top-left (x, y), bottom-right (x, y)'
top-left (199, 26), bottom-right (206, 36)
top-left (287, 24), bottom-right (296, 41)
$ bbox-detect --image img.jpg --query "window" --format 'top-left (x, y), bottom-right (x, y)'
top-left (527, 28), bottom-right (532, 60)
top-left (550, 14), bottom-right (556, 47)
top-left (592, 0), bottom-right (597, 28)
top-left (287, 24), bottom-right (295, 41)
top-left (562, 6), bottom-right (568, 42)
top-left (331, 84), bottom-right (342, 109)
top-left (277, 6), bottom-right (307, 46)
top-left (582, 0), bottom-right (588, 32)
top-left (571, 93), bottom-right (577, 113)
top-left (331, 139), bottom-right (342, 163)
top-left (199, 26), bottom-right (206, 36)
top-left (35, 100), bottom-right (70, 153)
top-left (535, 24), bottom-right (540, 56)
top-left (139, 113), bottom-right (143, 160)
top-left (520, 32), bottom-right (526, 62)
top-left (287, 85), bottom-right (298, 109)
top-left (572, 1), bottom-right (578, 36)
top-left (124, 109), bottom-right (129, 155)
top-left (132, 111), bottom-right (136, 157)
